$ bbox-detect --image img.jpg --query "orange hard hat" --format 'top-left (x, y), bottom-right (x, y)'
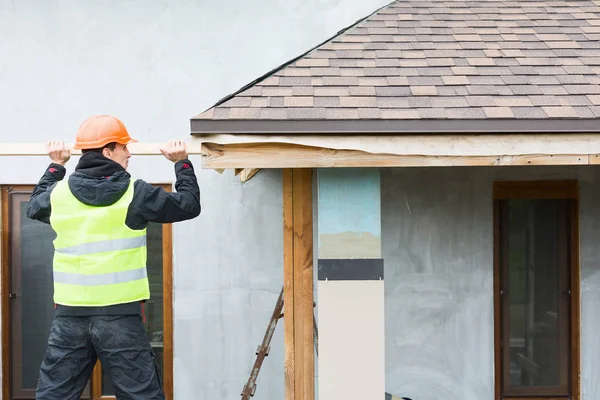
top-left (73, 115), bottom-right (137, 150)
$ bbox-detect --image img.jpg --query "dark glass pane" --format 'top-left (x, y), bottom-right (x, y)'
top-left (146, 222), bottom-right (164, 382)
top-left (506, 199), bottom-right (567, 388)
top-left (10, 195), bottom-right (90, 398)
top-left (103, 222), bottom-right (163, 395)
top-left (12, 199), bottom-right (55, 390)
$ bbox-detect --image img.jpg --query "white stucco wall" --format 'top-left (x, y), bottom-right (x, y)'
top-left (0, 0), bottom-right (390, 398)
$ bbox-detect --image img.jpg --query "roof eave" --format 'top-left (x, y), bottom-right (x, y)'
top-left (190, 118), bottom-right (600, 135)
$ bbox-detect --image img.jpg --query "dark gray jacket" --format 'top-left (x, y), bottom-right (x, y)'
top-left (27, 151), bottom-right (201, 315)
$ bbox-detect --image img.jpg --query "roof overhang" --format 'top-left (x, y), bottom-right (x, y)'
top-left (196, 131), bottom-right (600, 171)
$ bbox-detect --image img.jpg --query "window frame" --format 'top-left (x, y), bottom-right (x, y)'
top-left (493, 180), bottom-right (580, 400)
top-left (1, 184), bottom-right (174, 400)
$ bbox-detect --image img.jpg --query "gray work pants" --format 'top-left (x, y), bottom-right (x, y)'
top-left (35, 314), bottom-right (165, 400)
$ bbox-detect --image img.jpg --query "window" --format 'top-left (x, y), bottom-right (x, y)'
top-left (1, 185), bottom-right (173, 400)
top-left (493, 181), bottom-right (580, 400)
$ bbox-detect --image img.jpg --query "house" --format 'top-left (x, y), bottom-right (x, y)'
top-left (190, 0), bottom-right (600, 399)
top-left (2, 0), bottom-right (600, 399)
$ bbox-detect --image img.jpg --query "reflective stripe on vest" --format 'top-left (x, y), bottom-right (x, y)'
top-left (49, 179), bottom-right (149, 307)
top-left (54, 267), bottom-right (148, 286)
top-left (55, 236), bottom-right (147, 256)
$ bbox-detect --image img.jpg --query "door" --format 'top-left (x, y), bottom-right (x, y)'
top-left (493, 180), bottom-right (580, 400)
top-left (1, 187), bottom-right (92, 399)
top-left (1, 185), bottom-right (173, 400)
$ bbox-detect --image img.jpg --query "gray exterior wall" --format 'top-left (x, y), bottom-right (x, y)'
top-left (2, 2), bottom-right (600, 400)
top-left (0, 1), bottom-right (389, 399)
top-left (381, 166), bottom-right (600, 400)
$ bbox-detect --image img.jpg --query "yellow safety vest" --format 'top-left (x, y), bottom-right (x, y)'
top-left (49, 179), bottom-right (149, 307)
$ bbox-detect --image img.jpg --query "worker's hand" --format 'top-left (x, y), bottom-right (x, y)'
top-left (160, 140), bottom-right (188, 163)
top-left (47, 141), bottom-right (71, 166)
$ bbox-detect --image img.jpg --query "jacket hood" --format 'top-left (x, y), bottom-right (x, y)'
top-left (68, 151), bottom-right (131, 207)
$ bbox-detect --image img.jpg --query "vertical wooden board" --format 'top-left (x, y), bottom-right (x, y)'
top-left (1, 187), bottom-right (10, 400)
top-left (163, 221), bottom-right (174, 400)
top-left (571, 198), bottom-right (581, 400)
top-left (92, 361), bottom-right (102, 398)
top-left (284, 168), bottom-right (315, 400)
top-left (283, 169), bottom-right (295, 400)
top-left (292, 169), bottom-right (314, 400)
top-left (493, 199), bottom-right (502, 400)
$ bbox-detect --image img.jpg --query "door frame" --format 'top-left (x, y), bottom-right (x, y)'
top-left (492, 180), bottom-right (581, 400)
top-left (1, 184), bottom-right (174, 400)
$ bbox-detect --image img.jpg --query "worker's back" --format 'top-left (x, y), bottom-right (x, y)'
top-left (27, 117), bottom-right (200, 400)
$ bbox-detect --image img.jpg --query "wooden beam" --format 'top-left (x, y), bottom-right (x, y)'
top-left (1, 187), bottom-right (10, 400)
top-left (163, 218), bottom-right (174, 400)
top-left (589, 154), bottom-right (600, 164)
top-left (283, 170), bottom-right (295, 400)
top-left (0, 142), bottom-right (205, 156)
top-left (240, 168), bottom-right (260, 182)
top-left (201, 142), bottom-right (596, 169)
top-left (283, 169), bottom-right (314, 400)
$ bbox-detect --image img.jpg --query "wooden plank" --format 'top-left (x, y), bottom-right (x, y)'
top-left (92, 361), bottom-right (103, 398)
top-left (0, 142), bottom-right (205, 157)
top-left (292, 169), bottom-right (314, 400)
top-left (162, 191), bottom-right (174, 400)
top-left (570, 198), bottom-right (581, 400)
top-left (1, 187), bottom-right (10, 400)
top-left (590, 154), bottom-right (600, 164)
top-left (282, 169), bottom-right (295, 400)
top-left (240, 168), bottom-right (261, 183)
top-left (201, 142), bottom-right (595, 169)
top-left (283, 169), bottom-right (314, 400)
top-left (194, 133), bottom-right (600, 156)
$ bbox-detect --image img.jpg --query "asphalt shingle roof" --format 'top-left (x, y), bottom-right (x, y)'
top-left (194, 0), bottom-right (600, 124)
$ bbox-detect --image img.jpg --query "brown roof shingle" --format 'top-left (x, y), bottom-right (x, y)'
top-left (193, 0), bottom-right (600, 132)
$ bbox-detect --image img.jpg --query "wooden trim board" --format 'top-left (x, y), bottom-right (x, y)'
top-left (5, 136), bottom-right (600, 169)
top-left (570, 196), bottom-right (582, 400)
top-left (283, 169), bottom-right (314, 400)
top-left (0, 142), bottom-right (205, 157)
top-left (1, 186), bottom-right (10, 400)
top-left (162, 184), bottom-right (174, 400)
top-left (201, 142), bottom-right (600, 169)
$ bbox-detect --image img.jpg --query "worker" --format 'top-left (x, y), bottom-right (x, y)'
top-left (26, 115), bottom-right (201, 400)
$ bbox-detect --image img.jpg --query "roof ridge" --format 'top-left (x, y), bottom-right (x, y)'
top-left (203, 0), bottom-right (398, 112)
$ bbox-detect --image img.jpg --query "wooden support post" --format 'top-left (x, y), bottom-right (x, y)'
top-left (283, 168), bottom-right (314, 400)
top-left (317, 168), bottom-right (384, 400)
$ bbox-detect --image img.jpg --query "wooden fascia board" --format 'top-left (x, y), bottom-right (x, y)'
top-left (0, 141), bottom-right (266, 182)
top-left (6, 137), bottom-right (600, 170)
top-left (201, 142), bottom-right (600, 169)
